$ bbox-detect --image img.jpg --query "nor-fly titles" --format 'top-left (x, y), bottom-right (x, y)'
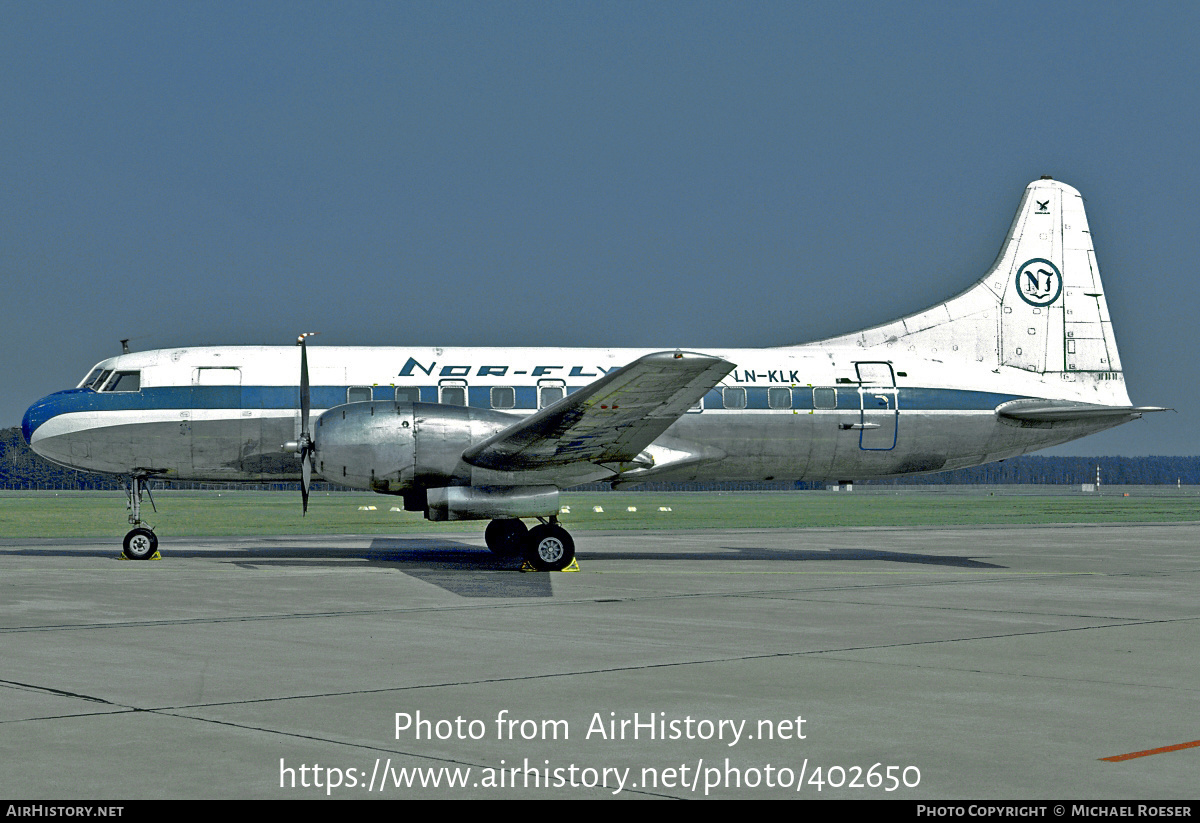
top-left (586, 712), bottom-right (807, 747)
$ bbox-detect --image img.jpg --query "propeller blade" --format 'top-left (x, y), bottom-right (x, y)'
top-left (301, 451), bottom-right (312, 515)
top-left (300, 334), bottom-right (311, 437)
top-left (296, 332), bottom-right (318, 516)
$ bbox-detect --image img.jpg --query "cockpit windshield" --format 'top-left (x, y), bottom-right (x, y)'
top-left (78, 362), bottom-right (143, 392)
top-left (101, 371), bottom-right (141, 392)
top-left (79, 367), bottom-right (105, 389)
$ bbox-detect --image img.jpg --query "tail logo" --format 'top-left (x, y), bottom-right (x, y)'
top-left (1015, 258), bottom-right (1062, 307)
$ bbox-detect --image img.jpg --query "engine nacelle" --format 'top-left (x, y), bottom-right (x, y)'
top-left (313, 401), bottom-right (548, 519)
top-left (425, 485), bottom-right (559, 522)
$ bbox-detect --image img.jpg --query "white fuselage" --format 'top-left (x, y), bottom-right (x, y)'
top-left (23, 342), bottom-right (1130, 487)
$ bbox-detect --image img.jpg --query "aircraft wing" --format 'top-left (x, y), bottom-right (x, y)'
top-left (996, 399), bottom-right (1169, 422)
top-left (461, 351), bottom-right (735, 472)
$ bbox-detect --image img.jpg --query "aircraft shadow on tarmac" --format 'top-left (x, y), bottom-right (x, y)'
top-left (220, 539), bottom-right (1008, 598)
top-left (239, 539), bottom-right (557, 598)
top-left (1, 537), bottom-right (1005, 599)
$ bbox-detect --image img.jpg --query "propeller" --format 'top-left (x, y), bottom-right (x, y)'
top-left (283, 332), bottom-right (319, 514)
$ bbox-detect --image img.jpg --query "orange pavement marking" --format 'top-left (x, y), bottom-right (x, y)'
top-left (1101, 740), bottom-right (1200, 762)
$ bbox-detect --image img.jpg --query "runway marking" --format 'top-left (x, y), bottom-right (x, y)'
top-left (1101, 739), bottom-right (1200, 762)
top-left (588, 570), bottom-right (1096, 575)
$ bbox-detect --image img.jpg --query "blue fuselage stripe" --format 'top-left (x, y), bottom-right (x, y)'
top-left (24, 384), bottom-right (1029, 441)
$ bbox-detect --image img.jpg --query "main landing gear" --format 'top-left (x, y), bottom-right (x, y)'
top-left (484, 517), bottom-right (576, 571)
top-left (121, 474), bottom-right (159, 560)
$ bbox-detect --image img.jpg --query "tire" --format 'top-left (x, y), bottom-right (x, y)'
top-left (523, 524), bottom-right (575, 571)
top-left (122, 527), bottom-right (158, 560)
top-left (484, 519), bottom-right (528, 558)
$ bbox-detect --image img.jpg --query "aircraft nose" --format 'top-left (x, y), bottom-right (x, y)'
top-left (22, 388), bottom-right (88, 446)
top-left (23, 396), bottom-right (49, 445)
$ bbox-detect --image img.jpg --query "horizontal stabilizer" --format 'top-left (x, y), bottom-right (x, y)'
top-left (462, 351), bottom-right (734, 472)
top-left (996, 399), bottom-right (1168, 422)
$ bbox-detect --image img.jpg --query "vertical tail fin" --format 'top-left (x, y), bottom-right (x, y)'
top-left (817, 178), bottom-right (1131, 405)
top-left (994, 178), bottom-right (1122, 381)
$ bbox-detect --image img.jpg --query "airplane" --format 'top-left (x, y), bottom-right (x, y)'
top-left (22, 177), bottom-right (1162, 570)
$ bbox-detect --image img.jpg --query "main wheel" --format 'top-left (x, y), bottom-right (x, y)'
top-left (523, 524), bottom-right (575, 571)
top-left (484, 518), bottom-right (528, 558)
top-left (122, 527), bottom-right (158, 560)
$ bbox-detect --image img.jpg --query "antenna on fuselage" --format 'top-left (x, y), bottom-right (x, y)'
top-left (120, 339), bottom-right (130, 354)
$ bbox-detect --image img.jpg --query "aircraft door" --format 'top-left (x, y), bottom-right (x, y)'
top-left (855, 362), bottom-right (897, 450)
top-left (190, 367), bottom-right (245, 476)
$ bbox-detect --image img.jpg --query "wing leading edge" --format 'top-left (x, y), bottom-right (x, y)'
top-left (461, 351), bottom-right (735, 472)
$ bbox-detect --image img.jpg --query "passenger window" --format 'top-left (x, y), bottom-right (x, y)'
top-left (105, 371), bottom-right (141, 392)
top-left (347, 386), bottom-right (372, 403)
top-left (440, 384), bottom-right (467, 406)
top-left (722, 387), bottom-right (747, 409)
top-left (194, 367), bottom-right (241, 386)
top-left (813, 388), bottom-right (837, 409)
top-left (768, 387), bottom-right (792, 410)
top-left (394, 386), bottom-right (420, 404)
top-left (539, 385), bottom-right (564, 408)
top-left (491, 386), bottom-right (516, 409)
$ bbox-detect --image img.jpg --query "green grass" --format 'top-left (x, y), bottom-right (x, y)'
top-left (0, 489), bottom-right (1197, 538)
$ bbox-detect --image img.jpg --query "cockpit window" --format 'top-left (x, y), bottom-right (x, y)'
top-left (80, 368), bottom-right (105, 389)
top-left (90, 370), bottom-right (114, 390)
top-left (102, 371), bottom-right (141, 392)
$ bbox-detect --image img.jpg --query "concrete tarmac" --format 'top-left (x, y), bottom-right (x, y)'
top-left (1, 522), bottom-right (1197, 799)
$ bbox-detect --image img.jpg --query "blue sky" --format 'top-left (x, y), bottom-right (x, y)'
top-left (2, 1), bottom-right (1195, 454)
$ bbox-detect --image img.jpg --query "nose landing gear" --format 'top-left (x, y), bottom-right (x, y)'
top-left (122, 474), bottom-right (160, 560)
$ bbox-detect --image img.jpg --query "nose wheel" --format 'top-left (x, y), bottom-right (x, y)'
top-left (123, 527), bottom-right (159, 560)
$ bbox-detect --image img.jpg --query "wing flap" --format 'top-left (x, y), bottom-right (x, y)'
top-left (462, 351), bottom-right (734, 471)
